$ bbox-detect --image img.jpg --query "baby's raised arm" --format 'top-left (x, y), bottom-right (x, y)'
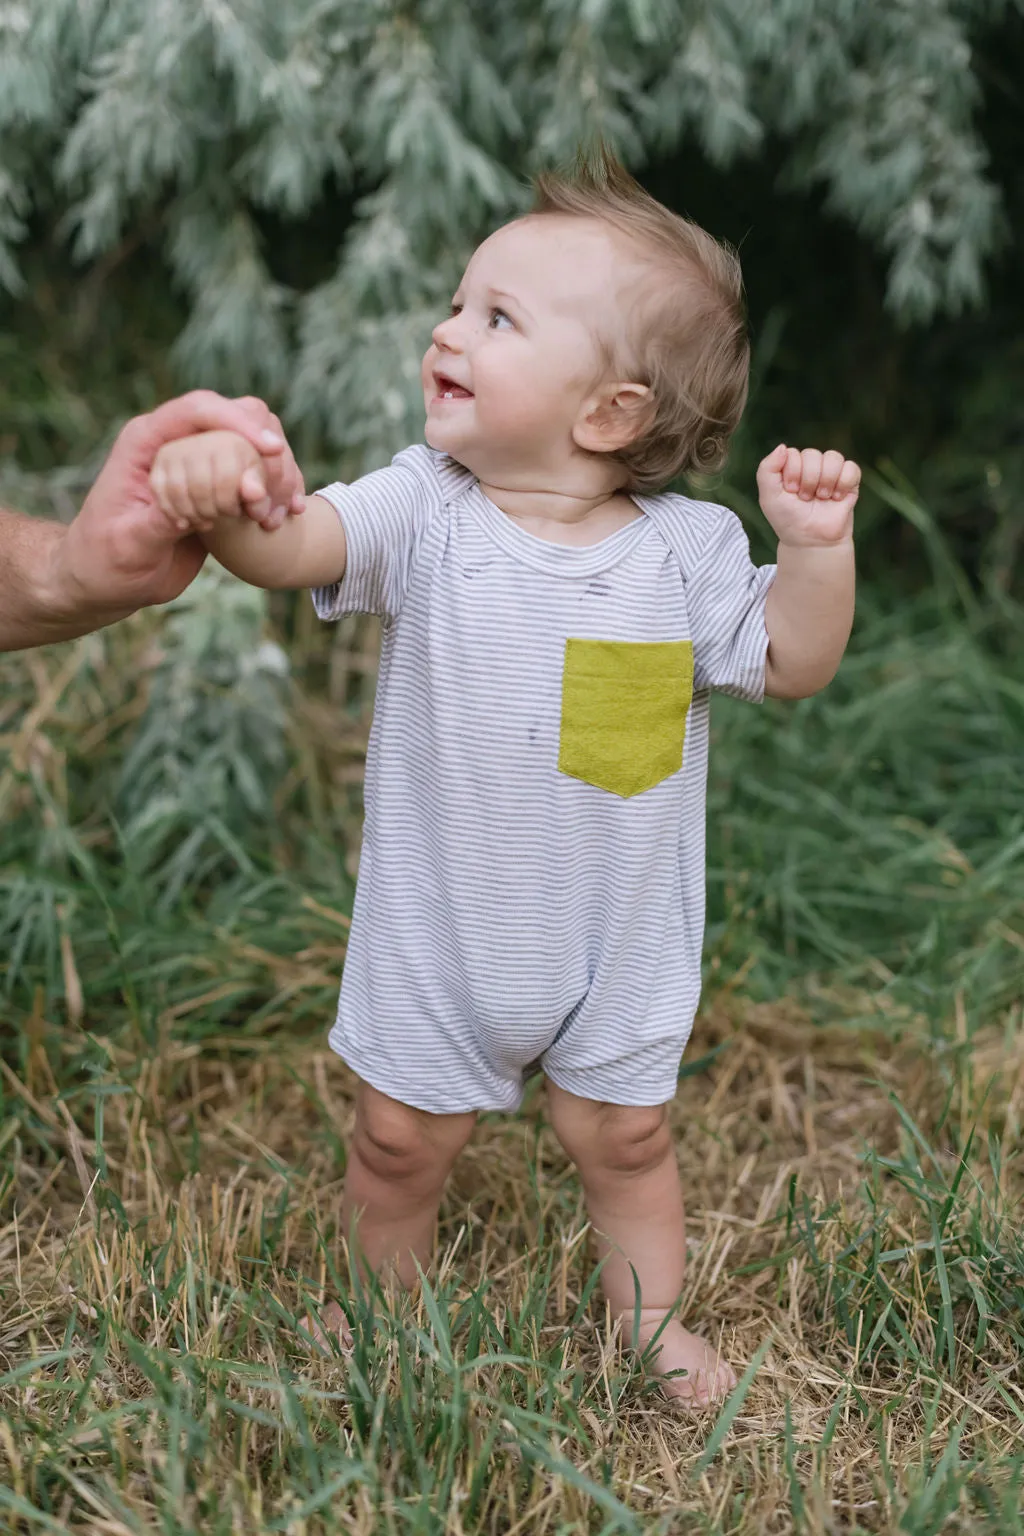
top-left (151, 431), bottom-right (347, 590)
top-left (757, 444), bottom-right (859, 699)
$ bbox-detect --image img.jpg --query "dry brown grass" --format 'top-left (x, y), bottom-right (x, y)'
top-left (2, 987), bottom-right (1022, 1533)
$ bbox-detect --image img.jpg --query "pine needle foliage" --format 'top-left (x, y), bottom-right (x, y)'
top-left (1, 0), bottom-right (1017, 470)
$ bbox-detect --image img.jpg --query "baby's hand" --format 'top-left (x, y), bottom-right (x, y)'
top-left (756, 444), bottom-right (860, 548)
top-left (150, 429), bottom-right (302, 535)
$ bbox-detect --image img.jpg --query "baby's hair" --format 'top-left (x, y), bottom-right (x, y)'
top-left (531, 150), bottom-right (749, 490)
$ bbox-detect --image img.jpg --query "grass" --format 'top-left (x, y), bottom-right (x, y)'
top-left (1, 497), bottom-right (1022, 1532)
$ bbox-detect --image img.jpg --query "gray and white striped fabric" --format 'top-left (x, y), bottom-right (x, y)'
top-left (312, 446), bottom-right (774, 1114)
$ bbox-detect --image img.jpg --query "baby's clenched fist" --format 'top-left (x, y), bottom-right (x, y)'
top-left (756, 444), bottom-right (860, 549)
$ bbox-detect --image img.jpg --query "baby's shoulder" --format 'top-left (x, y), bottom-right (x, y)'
top-left (389, 444), bottom-right (476, 506)
top-left (636, 487), bottom-right (739, 575)
top-left (317, 445), bottom-right (472, 537)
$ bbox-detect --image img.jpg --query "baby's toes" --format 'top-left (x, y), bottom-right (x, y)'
top-left (662, 1362), bottom-right (733, 1408)
top-left (650, 1326), bottom-right (738, 1409)
top-left (701, 1358), bottom-right (737, 1405)
top-left (302, 1299), bottom-right (353, 1355)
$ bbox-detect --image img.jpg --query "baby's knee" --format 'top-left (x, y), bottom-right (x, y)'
top-left (554, 1095), bottom-right (672, 1179)
top-left (594, 1104), bottom-right (672, 1177)
top-left (353, 1098), bottom-right (431, 1182)
top-left (351, 1091), bottom-right (468, 1189)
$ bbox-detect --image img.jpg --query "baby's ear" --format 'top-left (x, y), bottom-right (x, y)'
top-left (572, 382), bottom-right (651, 456)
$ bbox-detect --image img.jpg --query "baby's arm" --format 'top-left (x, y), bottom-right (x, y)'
top-left (756, 445), bottom-right (859, 699)
top-left (151, 431), bottom-right (346, 589)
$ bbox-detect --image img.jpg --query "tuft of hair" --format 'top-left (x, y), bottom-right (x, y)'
top-left (532, 149), bottom-right (749, 491)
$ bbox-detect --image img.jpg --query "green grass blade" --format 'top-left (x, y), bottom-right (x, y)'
top-left (928, 1204), bottom-right (957, 1378)
top-left (693, 1336), bottom-right (771, 1476)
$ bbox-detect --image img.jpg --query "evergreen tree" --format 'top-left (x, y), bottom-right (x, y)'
top-left (1, 0), bottom-right (1017, 472)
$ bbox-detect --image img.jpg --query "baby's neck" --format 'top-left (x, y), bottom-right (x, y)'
top-left (478, 479), bottom-right (641, 548)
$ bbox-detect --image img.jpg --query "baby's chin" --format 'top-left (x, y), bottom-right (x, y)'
top-left (423, 412), bottom-right (465, 452)
top-left (424, 415), bottom-right (490, 478)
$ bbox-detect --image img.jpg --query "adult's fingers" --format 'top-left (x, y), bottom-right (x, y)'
top-left (254, 448), bottom-right (303, 515)
top-left (239, 401), bottom-right (305, 514)
top-left (118, 390), bottom-right (286, 472)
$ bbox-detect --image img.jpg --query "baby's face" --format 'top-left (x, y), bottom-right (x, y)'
top-left (421, 216), bottom-right (628, 484)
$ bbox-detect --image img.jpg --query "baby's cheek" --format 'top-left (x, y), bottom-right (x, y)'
top-left (499, 383), bottom-right (562, 435)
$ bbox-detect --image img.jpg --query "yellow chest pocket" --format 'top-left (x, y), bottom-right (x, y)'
top-left (557, 638), bottom-right (694, 798)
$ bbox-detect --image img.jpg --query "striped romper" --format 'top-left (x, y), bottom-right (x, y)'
top-left (312, 445), bottom-right (775, 1114)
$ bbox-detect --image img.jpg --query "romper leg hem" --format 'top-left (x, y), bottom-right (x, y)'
top-left (327, 1026), bottom-right (527, 1117)
top-left (542, 1036), bottom-right (689, 1108)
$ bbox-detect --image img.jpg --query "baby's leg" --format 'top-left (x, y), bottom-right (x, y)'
top-left (546, 1081), bottom-right (736, 1406)
top-left (314, 1080), bottom-right (476, 1345)
top-left (344, 1080), bottom-right (477, 1282)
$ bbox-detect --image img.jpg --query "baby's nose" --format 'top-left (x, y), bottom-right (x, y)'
top-left (432, 313), bottom-right (463, 352)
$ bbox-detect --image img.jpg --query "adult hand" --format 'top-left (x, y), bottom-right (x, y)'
top-left (1, 391), bottom-right (306, 651)
top-left (53, 390), bottom-right (306, 617)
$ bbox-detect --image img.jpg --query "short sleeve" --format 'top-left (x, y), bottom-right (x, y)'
top-left (311, 446), bottom-right (442, 624)
top-left (687, 509), bottom-right (776, 702)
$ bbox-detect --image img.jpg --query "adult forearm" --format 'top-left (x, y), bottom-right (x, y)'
top-left (0, 508), bottom-right (128, 651)
top-left (763, 539), bottom-right (855, 699)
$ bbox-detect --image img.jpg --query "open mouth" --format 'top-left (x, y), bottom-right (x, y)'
top-left (433, 372), bottom-right (473, 400)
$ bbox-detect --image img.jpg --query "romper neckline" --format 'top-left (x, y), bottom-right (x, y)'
top-left (462, 484), bottom-right (654, 578)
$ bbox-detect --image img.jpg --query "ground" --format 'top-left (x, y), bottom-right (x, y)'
top-left (2, 986), bottom-right (1022, 1534)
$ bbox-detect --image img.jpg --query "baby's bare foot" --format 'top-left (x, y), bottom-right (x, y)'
top-left (303, 1298), bottom-right (352, 1355)
top-left (636, 1316), bottom-right (737, 1407)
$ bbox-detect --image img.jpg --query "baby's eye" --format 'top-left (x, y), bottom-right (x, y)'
top-left (448, 302), bottom-right (463, 317)
top-left (489, 308), bottom-right (514, 330)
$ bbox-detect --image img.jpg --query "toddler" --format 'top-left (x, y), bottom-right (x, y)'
top-left (151, 159), bottom-right (858, 1406)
